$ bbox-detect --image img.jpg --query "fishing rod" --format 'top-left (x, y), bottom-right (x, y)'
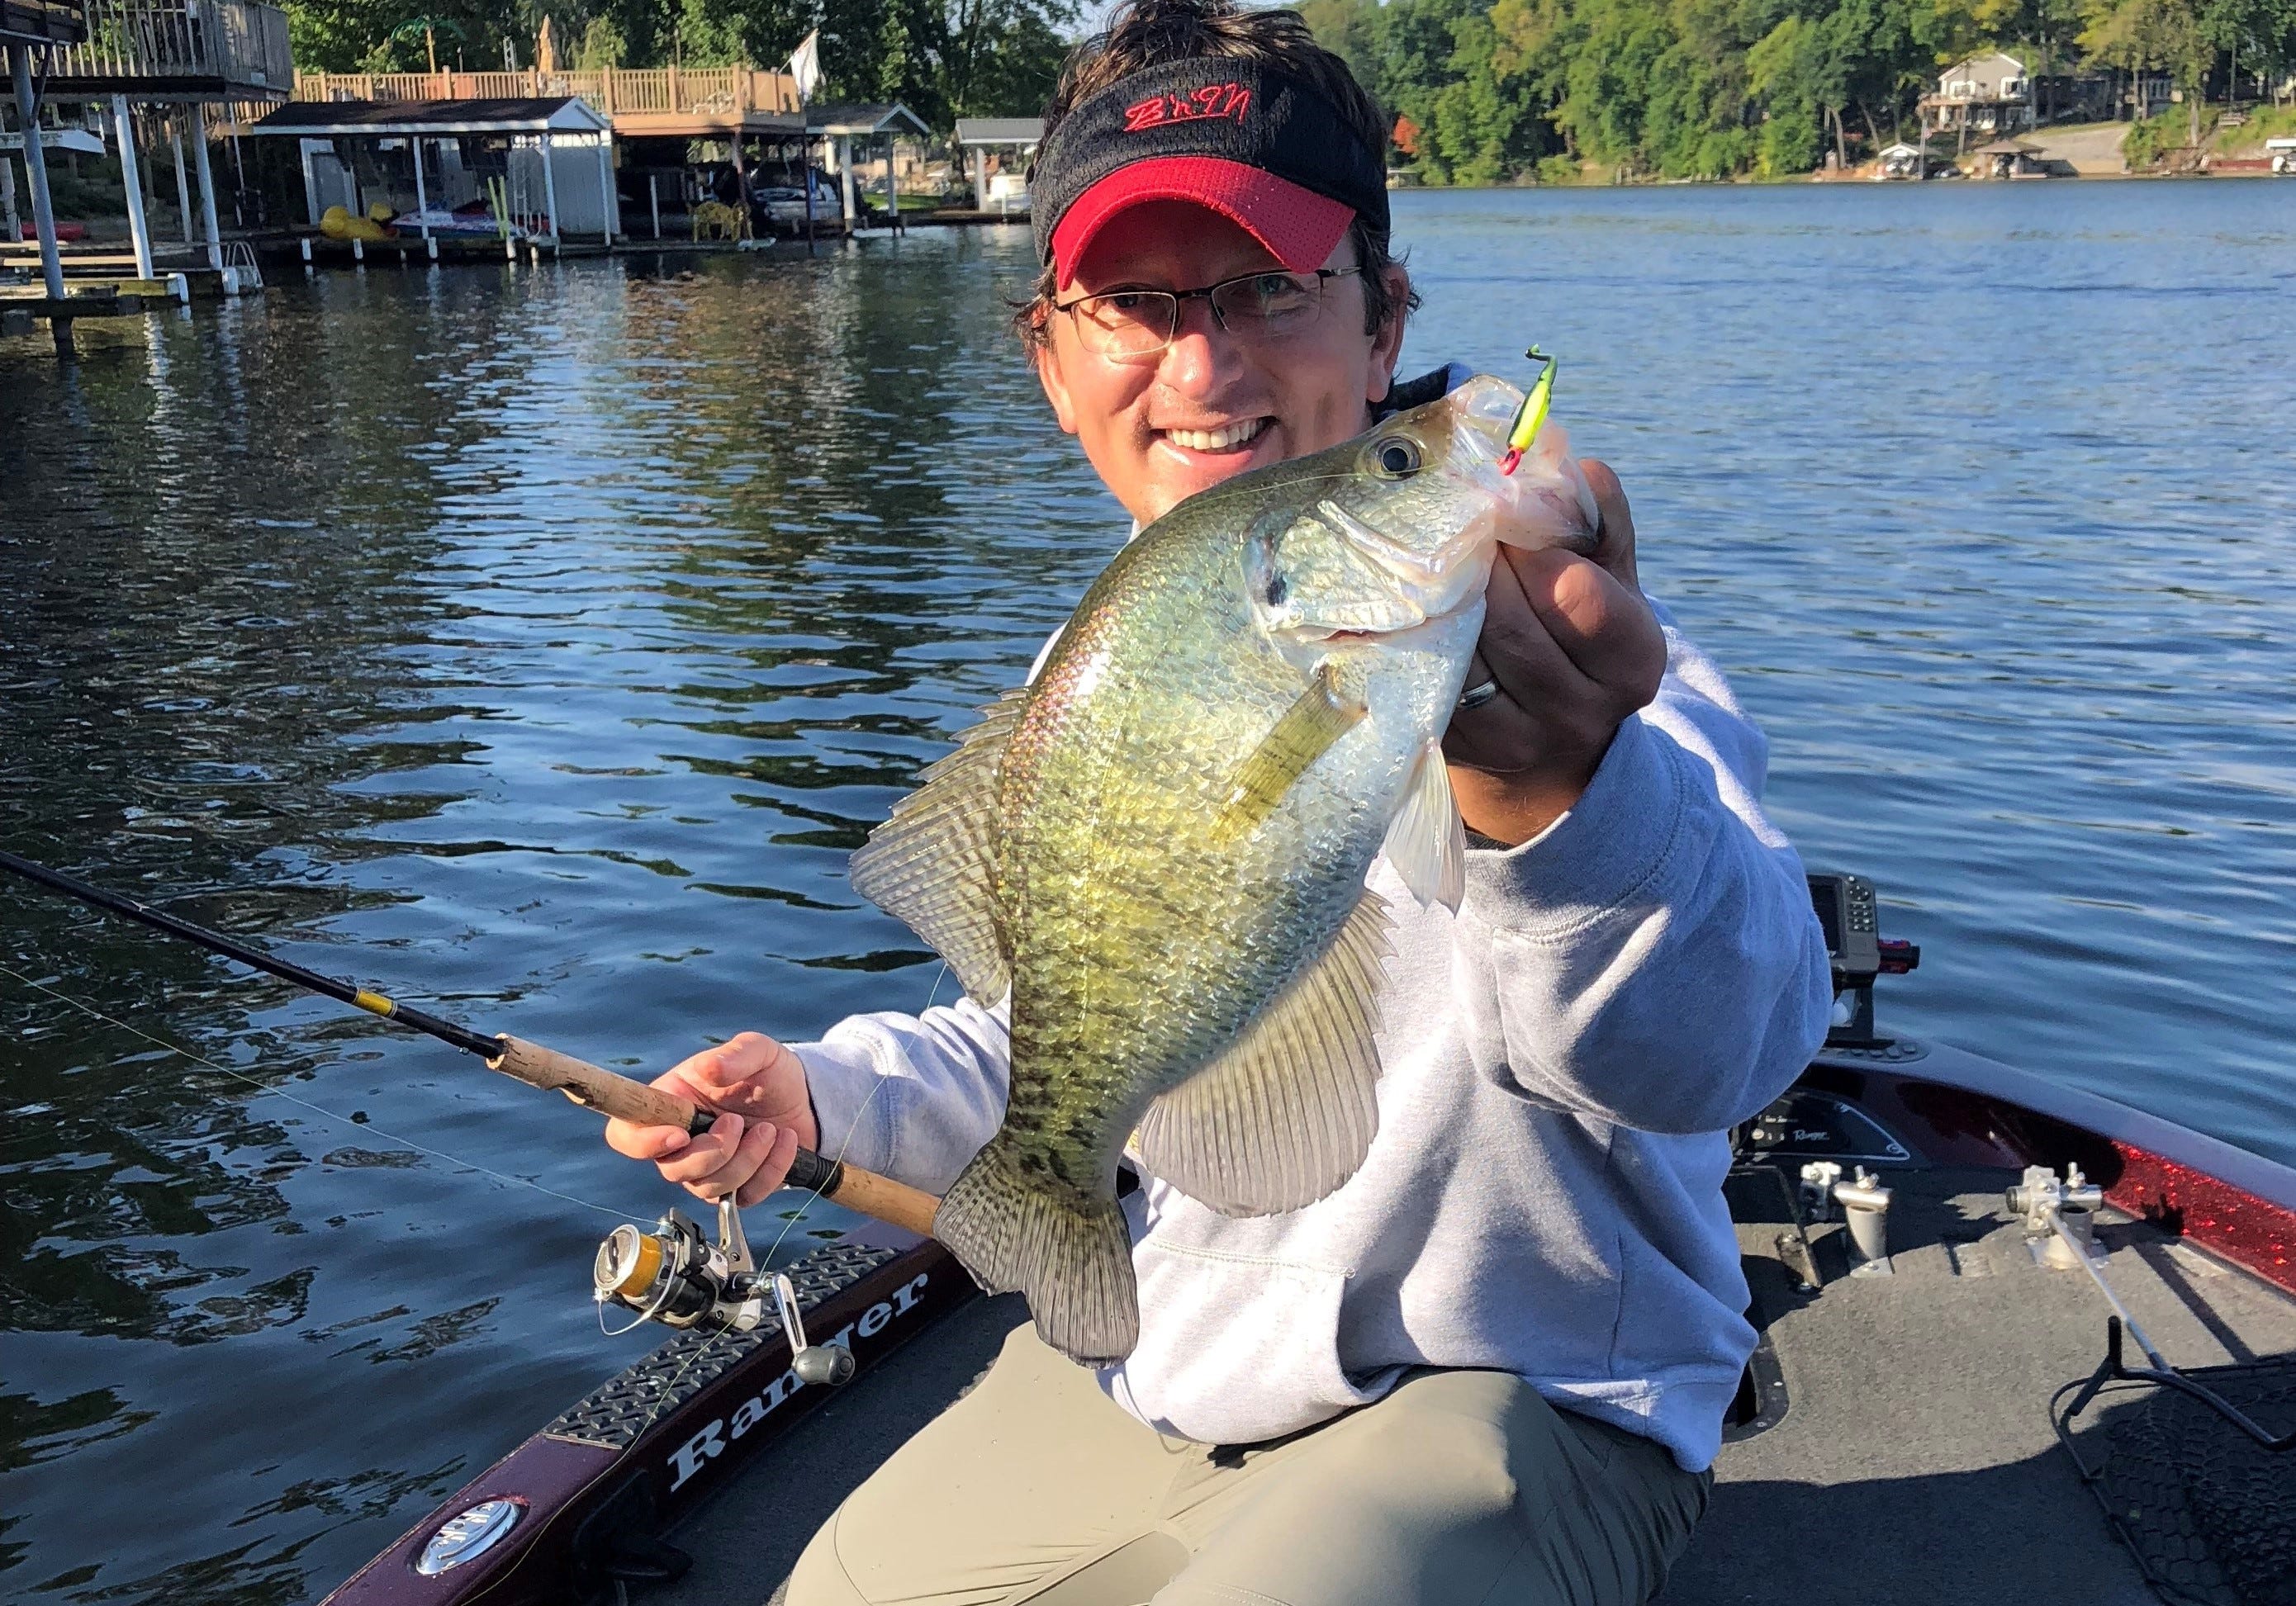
top-left (0, 849), bottom-right (942, 1246)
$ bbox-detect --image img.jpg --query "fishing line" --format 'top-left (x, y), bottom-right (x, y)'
top-left (614, 958), bottom-right (937, 1433)
top-left (613, 1151), bottom-right (832, 1435)
top-left (741, 950), bottom-right (952, 1273)
top-left (0, 959), bottom-right (648, 1223)
top-left (611, 952), bottom-right (956, 1437)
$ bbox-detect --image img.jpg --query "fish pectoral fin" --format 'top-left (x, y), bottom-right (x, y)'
top-left (1214, 663), bottom-right (1367, 842)
top-left (847, 688), bottom-right (1024, 1006)
top-left (1381, 740), bottom-right (1468, 913)
top-left (1137, 892), bottom-right (1392, 1217)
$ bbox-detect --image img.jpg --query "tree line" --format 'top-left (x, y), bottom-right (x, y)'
top-left (1300, 0), bottom-right (2296, 180)
top-left (283, 0), bottom-right (2291, 177)
top-left (285, 0), bottom-right (1075, 130)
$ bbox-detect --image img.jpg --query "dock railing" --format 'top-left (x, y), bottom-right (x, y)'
top-left (292, 65), bottom-right (801, 118)
top-left (47, 0), bottom-right (292, 97)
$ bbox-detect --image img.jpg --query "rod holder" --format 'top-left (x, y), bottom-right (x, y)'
top-left (1833, 1166), bottom-right (1893, 1277)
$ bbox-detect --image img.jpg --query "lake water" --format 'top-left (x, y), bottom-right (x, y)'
top-left (2, 181), bottom-right (2291, 1602)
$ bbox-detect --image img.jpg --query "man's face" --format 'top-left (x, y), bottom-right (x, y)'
top-left (1034, 201), bottom-right (1409, 528)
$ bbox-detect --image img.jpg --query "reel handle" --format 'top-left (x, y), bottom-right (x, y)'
top-left (486, 1034), bottom-right (942, 1237)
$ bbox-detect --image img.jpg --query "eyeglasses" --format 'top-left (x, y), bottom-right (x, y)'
top-left (1052, 267), bottom-right (1363, 361)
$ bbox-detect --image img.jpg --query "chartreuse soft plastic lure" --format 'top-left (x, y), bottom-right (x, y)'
top-left (1497, 347), bottom-right (1558, 476)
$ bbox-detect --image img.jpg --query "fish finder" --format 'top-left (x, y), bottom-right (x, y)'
top-left (1805, 871), bottom-right (1918, 1048)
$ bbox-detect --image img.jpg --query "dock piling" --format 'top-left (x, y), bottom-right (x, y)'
top-left (882, 132), bottom-right (897, 236)
top-left (169, 117), bottom-right (193, 244)
top-left (112, 97), bottom-right (155, 281)
top-left (188, 111), bottom-right (222, 269)
top-left (7, 45), bottom-right (64, 303)
top-left (410, 133), bottom-right (431, 244)
top-left (538, 132), bottom-right (561, 256)
top-left (7, 41), bottom-right (70, 353)
top-left (594, 134), bottom-right (613, 244)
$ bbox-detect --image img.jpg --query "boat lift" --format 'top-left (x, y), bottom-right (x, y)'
top-left (4, 0), bottom-right (291, 349)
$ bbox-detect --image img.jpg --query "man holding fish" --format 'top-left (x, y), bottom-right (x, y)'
top-left (606, 0), bottom-right (1832, 1599)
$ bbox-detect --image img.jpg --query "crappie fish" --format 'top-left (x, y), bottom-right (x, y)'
top-left (850, 375), bottom-right (1600, 1364)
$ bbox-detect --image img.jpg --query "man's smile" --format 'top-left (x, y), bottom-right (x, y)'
top-left (1157, 416), bottom-right (1272, 453)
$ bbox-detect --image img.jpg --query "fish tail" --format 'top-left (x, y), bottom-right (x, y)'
top-left (934, 1137), bottom-right (1138, 1366)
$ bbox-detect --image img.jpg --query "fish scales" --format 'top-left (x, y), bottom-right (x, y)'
top-left (852, 376), bottom-right (1602, 1364)
top-left (1000, 519), bottom-right (1369, 1191)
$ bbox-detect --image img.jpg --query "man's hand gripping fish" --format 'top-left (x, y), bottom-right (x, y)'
top-left (850, 374), bottom-right (1601, 1364)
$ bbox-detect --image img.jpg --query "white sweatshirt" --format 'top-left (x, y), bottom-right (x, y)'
top-left (794, 584), bottom-right (1831, 1472)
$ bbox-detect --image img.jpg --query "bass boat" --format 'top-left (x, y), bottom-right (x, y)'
top-left (324, 872), bottom-right (2296, 1606)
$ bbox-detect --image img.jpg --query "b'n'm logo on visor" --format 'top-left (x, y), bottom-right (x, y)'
top-left (1123, 83), bottom-right (1252, 133)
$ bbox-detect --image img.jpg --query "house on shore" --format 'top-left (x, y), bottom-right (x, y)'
top-left (1920, 52), bottom-right (2033, 154)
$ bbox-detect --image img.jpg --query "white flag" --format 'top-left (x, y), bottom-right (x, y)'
top-left (788, 30), bottom-right (823, 102)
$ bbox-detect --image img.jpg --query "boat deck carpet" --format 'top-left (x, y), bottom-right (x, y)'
top-left (1658, 1165), bottom-right (2296, 1606)
top-left (656, 1165), bottom-right (2296, 1606)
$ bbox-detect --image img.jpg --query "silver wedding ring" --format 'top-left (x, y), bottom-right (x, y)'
top-left (1457, 679), bottom-right (1501, 711)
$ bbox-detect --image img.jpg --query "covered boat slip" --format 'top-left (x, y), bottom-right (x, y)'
top-left (954, 118), bottom-right (1041, 217)
top-left (641, 1045), bottom-right (2296, 1606)
top-left (244, 97), bottom-right (620, 251)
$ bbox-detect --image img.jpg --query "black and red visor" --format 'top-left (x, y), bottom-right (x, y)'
top-left (1030, 60), bottom-right (1389, 291)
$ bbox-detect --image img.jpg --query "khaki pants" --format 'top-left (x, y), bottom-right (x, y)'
top-left (786, 1321), bottom-right (1710, 1606)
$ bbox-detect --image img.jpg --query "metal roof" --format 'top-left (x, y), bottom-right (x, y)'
top-left (954, 116), bottom-right (1043, 147)
top-left (806, 102), bottom-right (932, 138)
top-left (247, 97), bottom-right (611, 136)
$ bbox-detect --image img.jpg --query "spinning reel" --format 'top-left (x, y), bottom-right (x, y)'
top-left (592, 1198), bottom-right (856, 1386)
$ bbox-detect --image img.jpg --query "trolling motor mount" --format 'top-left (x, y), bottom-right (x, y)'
top-left (592, 1201), bottom-right (856, 1383)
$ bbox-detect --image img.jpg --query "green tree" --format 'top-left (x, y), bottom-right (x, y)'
top-left (2081, 0), bottom-right (2213, 143)
top-left (575, 12), bottom-right (628, 63)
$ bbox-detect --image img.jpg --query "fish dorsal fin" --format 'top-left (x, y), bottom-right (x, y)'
top-left (847, 689), bottom-right (1026, 1005)
top-left (1136, 892), bottom-right (1392, 1217)
top-left (1214, 662), bottom-right (1367, 843)
top-left (1381, 739), bottom-right (1467, 912)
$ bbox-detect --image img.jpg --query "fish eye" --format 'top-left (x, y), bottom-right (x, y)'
top-left (1264, 571), bottom-right (1288, 607)
top-left (1372, 436), bottom-right (1422, 478)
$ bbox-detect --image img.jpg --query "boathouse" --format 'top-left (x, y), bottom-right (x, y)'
top-left (1971, 136), bottom-right (2047, 179)
top-left (810, 102), bottom-right (932, 229)
top-left (7, 0), bottom-right (289, 304)
top-left (955, 116), bottom-right (1041, 213)
top-left (246, 97), bottom-right (619, 249)
top-left (291, 66), bottom-right (807, 239)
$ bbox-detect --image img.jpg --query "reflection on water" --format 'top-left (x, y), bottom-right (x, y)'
top-left (2, 186), bottom-right (2291, 1599)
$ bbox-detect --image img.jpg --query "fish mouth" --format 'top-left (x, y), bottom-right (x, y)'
top-left (1286, 604), bottom-right (1473, 647)
top-left (1280, 584), bottom-right (1487, 648)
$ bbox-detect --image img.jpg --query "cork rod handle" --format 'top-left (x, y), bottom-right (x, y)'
top-left (485, 1035), bottom-right (942, 1238)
